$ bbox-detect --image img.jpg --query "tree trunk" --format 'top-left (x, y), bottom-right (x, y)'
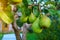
top-left (12, 15), bottom-right (21, 40)
top-left (12, 23), bottom-right (21, 40)
top-left (11, 12), bottom-right (21, 40)
top-left (22, 23), bottom-right (27, 40)
top-left (11, 4), bottom-right (21, 40)
top-left (22, 23), bottom-right (31, 40)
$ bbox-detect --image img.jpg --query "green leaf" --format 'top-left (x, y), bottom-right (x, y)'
top-left (25, 8), bottom-right (31, 16)
top-left (48, 9), bottom-right (57, 15)
top-left (43, 8), bottom-right (49, 13)
top-left (50, 4), bottom-right (56, 9)
top-left (27, 0), bottom-right (33, 5)
top-left (33, 6), bottom-right (39, 17)
top-left (26, 32), bottom-right (37, 40)
top-left (22, 0), bottom-right (28, 8)
top-left (57, 10), bottom-right (60, 17)
top-left (45, 1), bottom-right (55, 5)
top-left (17, 3), bottom-right (31, 16)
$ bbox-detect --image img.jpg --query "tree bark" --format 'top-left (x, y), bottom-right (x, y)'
top-left (12, 12), bottom-right (21, 40)
top-left (12, 23), bottom-right (21, 40)
top-left (12, 15), bottom-right (21, 40)
top-left (22, 23), bottom-right (27, 40)
top-left (11, 4), bottom-right (21, 40)
top-left (22, 23), bottom-right (32, 40)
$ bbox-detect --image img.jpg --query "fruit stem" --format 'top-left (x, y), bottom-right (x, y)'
top-left (38, 3), bottom-right (42, 14)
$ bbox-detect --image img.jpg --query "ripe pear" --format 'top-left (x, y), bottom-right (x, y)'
top-left (29, 13), bottom-right (36, 23)
top-left (11, 0), bottom-right (22, 3)
top-left (31, 17), bottom-right (42, 33)
top-left (39, 15), bottom-right (51, 28)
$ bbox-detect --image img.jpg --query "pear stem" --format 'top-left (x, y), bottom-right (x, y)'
top-left (38, 3), bottom-right (42, 14)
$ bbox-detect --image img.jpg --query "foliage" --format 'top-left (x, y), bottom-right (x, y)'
top-left (0, 33), bottom-right (4, 40)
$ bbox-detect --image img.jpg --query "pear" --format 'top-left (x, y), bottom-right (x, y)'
top-left (11, 0), bottom-right (22, 3)
top-left (31, 17), bottom-right (42, 33)
top-left (29, 13), bottom-right (36, 23)
top-left (20, 15), bottom-right (28, 23)
top-left (39, 15), bottom-right (51, 28)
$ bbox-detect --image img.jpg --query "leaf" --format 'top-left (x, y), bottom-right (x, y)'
top-left (25, 8), bottom-right (31, 16)
top-left (17, 3), bottom-right (31, 16)
top-left (33, 6), bottom-right (39, 17)
top-left (48, 9), bottom-right (57, 15)
top-left (50, 4), bottom-right (56, 9)
top-left (27, 0), bottom-right (33, 5)
top-left (57, 10), bottom-right (60, 17)
top-left (45, 1), bottom-right (55, 5)
top-left (22, 0), bottom-right (28, 8)
top-left (43, 8), bottom-right (49, 13)
top-left (26, 32), bottom-right (37, 40)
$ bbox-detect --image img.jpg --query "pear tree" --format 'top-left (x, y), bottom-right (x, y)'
top-left (0, 0), bottom-right (60, 40)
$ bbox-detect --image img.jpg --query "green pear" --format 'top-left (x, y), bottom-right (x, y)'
top-left (39, 15), bottom-right (51, 28)
top-left (31, 17), bottom-right (42, 33)
top-left (29, 13), bottom-right (36, 23)
top-left (20, 15), bottom-right (28, 23)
